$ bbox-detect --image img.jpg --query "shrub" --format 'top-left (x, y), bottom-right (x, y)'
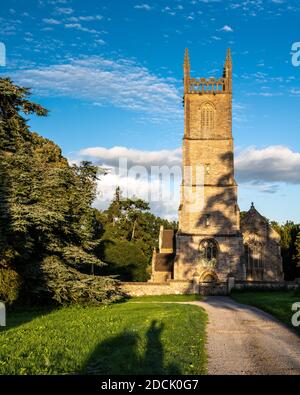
top-left (25, 256), bottom-right (124, 306)
top-left (0, 268), bottom-right (22, 305)
top-left (99, 239), bottom-right (149, 282)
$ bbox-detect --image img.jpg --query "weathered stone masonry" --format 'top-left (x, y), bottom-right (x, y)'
top-left (148, 49), bottom-right (284, 292)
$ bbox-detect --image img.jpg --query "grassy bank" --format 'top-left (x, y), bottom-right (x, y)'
top-left (0, 299), bottom-right (207, 375)
top-left (231, 291), bottom-right (300, 333)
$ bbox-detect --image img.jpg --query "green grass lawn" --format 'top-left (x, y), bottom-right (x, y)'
top-left (0, 298), bottom-right (207, 375)
top-left (129, 294), bottom-right (203, 303)
top-left (231, 291), bottom-right (300, 333)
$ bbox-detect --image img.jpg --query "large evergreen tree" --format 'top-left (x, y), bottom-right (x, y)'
top-left (0, 78), bottom-right (121, 305)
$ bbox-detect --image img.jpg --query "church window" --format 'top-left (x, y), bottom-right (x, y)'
top-left (199, 239), bottom-right (218, 261)
top-left (246, 242), bottom-right (262, 269)
top-left (245, 240), bottom-right (264, 280)
top-left (200, 103), bottom-right (215, 133)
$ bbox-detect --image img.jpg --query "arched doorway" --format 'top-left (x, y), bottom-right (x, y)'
top-left (199, 270), bottom-right (219, 283)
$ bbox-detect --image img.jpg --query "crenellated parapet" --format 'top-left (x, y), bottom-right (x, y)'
top-left (188, 77), bottom-right (226, 94)
top-left (183, 48), bottom-right (232, 96)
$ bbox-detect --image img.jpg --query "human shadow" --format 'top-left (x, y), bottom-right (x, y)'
top-left (83, 319), bottom-right (181, 375)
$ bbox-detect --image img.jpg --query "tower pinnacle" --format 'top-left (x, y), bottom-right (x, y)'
top-left (223, 48), bottom-right (232, 93)
top-left (183, 48), bottom-right (190, 95)
top-left (184, 48), bottom-right (190, 70)
top-left (226, 48), bottom-right (232, 64)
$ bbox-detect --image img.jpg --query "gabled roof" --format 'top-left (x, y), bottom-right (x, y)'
top-left (241, 203), bottom-right (280, 241)
top-left (242, 202), bottom-right (268, 224)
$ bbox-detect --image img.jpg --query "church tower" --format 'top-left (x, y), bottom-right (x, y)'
top-left (173, 49), bottom-right (246, 282)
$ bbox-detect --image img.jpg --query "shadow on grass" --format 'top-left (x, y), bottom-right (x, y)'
top-left (0, 306), bottom-right (54, 333)
top-left (83, 319), bottom-right (181, 375)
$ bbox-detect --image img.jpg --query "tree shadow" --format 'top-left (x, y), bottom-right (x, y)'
top-left (175, 149), bottom-right (245, 284)
top-left (83, 319), bottom-right (181, 375)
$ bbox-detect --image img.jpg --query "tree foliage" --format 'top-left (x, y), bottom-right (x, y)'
top-left (295, 232), bottom-right (300, 269)
top-left (0, 78), bottom-right (121, 305)
top-left (271, 221), bottom-right (300, 280)
top-left (97, 187), bottom-right (177, 281)
top-left (99, 239), bottom-right (149, 282)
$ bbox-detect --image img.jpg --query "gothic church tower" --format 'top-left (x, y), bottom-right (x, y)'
top-left (173, 49), bottom-right (246, 282)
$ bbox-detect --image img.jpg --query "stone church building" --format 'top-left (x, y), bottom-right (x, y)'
top-left (151, 49), bottom-right (283, 285)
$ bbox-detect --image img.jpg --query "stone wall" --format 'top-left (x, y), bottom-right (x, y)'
top-left (122, 280), bottom-right (228, 297)
top-left (122, 281), bottom-right (195, 297)
top-left (122, 280), bottom-right (299, 297)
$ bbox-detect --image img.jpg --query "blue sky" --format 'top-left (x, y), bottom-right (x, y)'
top-left (1, 0), bottom-right (300, 222)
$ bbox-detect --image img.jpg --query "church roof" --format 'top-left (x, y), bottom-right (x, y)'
top-left (241, 203), bottom-right (280, 241)
top-left (241, 202), bottom-right (270, 224)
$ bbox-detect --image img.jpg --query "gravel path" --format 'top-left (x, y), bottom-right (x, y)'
top-left (191, 297), bottom-right (300, 375)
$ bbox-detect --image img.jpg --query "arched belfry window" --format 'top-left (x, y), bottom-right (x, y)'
top-left (200, 103), bottom-right (215, 134)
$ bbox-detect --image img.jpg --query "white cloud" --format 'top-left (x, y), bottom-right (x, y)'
top-left (12, 56), bottom-right (181, 122)
top-left (94, 39), bottom-right (106, 45)
top-left (72, 144), bottom-right (300, 219)
top-left (235, 145), bottom-right (300, 184)
top-left (64, 23), bottom-right (99, 34)
top-left (67, 15), bottom-right (103, 22)
top-left (134, 4), bottom-right (152, 11)
top-left (43, 18), bottom-right (61, 25)
top-left (220, 25), bottom-right (233, 32)
top-left (93, 171), bottom-right (180, 220)
top-left (246, 92), bottom-right (283, 97)
top-left (48, 0), bottom-right (69, 3)
top-left (72, 146), bottom-right (182, 219)
top-left (289, 88), bottom-right (300, 96)
top-left (78, 144), bottom-right (300, 185)
top-left (56, 7), bottom-right (74, 14)
top-left (68, 143), bottom-right (300, 220)
top-left (78, 146), bottom-right (182, 169)
top-left (161, 6), bottom-right (176, 16)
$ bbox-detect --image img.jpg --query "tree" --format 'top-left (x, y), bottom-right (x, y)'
top-left (0, 78), bottom-right (122, 305)
top-left (272, 221), bottom-right (300, 280)
top-left (99, 239), bottom-right (149, 282)
top-left (120, 198), bottom-right (150, 240)
top-left (295, 231), bottom-right (300, 269)
top-left (95, 188), bottom-right (177, 281)
top-left (101, 188), bottom-right (177, 256)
